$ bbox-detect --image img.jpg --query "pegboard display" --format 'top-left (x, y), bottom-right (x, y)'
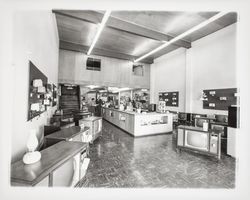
top-left (28, 61), bottom-right (48, 121)
top-left (159, 91), bottom-right (179, 107)
top-left (203, 88), bottom-right (238, 110)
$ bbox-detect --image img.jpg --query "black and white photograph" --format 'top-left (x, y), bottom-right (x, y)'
top-left (0, 0), bottom-right (250, 200)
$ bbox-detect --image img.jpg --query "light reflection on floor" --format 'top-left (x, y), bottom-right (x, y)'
top-left (79, 120), bottom-right (235, 188)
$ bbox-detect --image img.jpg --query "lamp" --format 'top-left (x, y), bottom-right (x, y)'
top-left (23, 129), bottom-right (41, 164)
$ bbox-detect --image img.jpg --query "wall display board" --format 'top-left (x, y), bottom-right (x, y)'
top-left (28, 61), bottom-right (48, 121)
top-left (203, 88), bottom-right (238, 110)
top-left (159, 91), bottom-right (179, 107)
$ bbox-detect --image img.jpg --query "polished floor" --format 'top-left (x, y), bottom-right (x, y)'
top-left (79, 120), bottom-right (235, 188)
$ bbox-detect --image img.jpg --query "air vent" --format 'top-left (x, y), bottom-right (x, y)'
top-left (132, 64), bottom-right (144, 76)
top-left (86, 57), bottom-right (101, 71)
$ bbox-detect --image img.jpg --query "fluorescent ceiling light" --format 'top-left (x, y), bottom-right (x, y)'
top-left (107, 87), bottom-right (131, 92)
top-left (86, 85), bottom-right (99, 89)
top-left (87, 10), bottom-right (111, 55)
top-left (108, 87), bottom-right (119, 93)
top-left (119, 87), bottom-right (131, 92)
top-left (134, 12), bottom-right (228, 63)
top-left (108, 87), bottom-right (119, 91)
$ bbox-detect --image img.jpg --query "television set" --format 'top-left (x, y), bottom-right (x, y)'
top-left (185, 131), bottom-right (208, 151)
top-left (177, 128), bottom-right (220, 157)
top-left (195, 118), bottom-right (209, 128)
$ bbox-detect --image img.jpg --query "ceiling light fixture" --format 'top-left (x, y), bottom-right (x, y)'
top-left (86, 85), bottom-right (99, 89)
top-left (87, 10), bottom-right (111, 56)
top-left (134, 12), bottom-right (228, 63)
top-left (119, 87), bottom-right (131, 92)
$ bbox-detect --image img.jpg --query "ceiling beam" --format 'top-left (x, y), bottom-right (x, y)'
top-left (59, 40), bottom-right (154, 64)
top-left (53, 10), bottom-right (191, 49)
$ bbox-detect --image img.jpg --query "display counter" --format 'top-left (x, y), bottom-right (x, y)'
top-left (11, 141), bottom-right (88, 187)
top-left (102, 107), bottom-right (173, 137)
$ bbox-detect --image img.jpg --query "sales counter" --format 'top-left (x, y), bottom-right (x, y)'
top-left (101, 107), bottom-right (173, 137)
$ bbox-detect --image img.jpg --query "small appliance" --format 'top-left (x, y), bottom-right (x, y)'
top-left (148, 104), bottom-right (156, 112)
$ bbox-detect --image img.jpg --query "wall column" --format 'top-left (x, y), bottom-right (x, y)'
top-left (185, 48), bottom-right (193, 113)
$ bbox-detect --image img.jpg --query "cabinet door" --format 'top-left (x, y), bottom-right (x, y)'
top-left (125, 114), bottom-right (134, 134)
top-left (119, 113), bottom-right (126, 130)
top-left (35, 176), bottom-right (49, 186)
top-left (71, 133), bottom-right (82, 142)
top-left (227, 127), bottom-right (236, 157)
top-left (52, 156), bottom-right (76, 187)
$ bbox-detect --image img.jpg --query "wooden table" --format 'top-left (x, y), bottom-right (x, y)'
top-left (45, 126), bottom-right (89, 141)
top-left (44, 126), bottom-right (90, 154)
top-left (73, 112), bottom-right (91, 126)
top-left (11, 141), bottom-right (87, 186)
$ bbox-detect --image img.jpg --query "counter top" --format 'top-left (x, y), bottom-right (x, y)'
top-left (74, 112), bottom-right (91, 116)
top-left (103, 107), bottom-right (172, 116)
top-left (210, 121), bottom-right (228, 126)
top-left (11, 141), bottom-right (87, 186)
top-left (45, 126), bottom-right (89, 140)
top-left (194, 116), bottom-right (216, 120)
top-left (82, 116), bottom-right (102, 121)
top-left (178, 125), bottom-right (222, 134)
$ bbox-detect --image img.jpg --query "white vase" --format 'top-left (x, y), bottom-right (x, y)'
top-left (23, 130), bottom-right (41, 165)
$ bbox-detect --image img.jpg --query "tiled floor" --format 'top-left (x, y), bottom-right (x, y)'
top-left (79, 120), bottom-right (235, 188)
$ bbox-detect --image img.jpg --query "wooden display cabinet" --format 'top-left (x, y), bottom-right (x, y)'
top-left (79, 117), bottom-right (102, 143)
top-left (11, 141), bottom-right (88, 187)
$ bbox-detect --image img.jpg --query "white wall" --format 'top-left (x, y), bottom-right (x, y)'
top-left (150, 23), bottom-right (237, 115)
top-left (150, 48), bottom-right (187, 112)
top-left (187, 23), bottom-right (237, 115)
top-left (11, 10), bottom-right (59, 162)
top-left (59, 49), bottom-right (151, 89)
